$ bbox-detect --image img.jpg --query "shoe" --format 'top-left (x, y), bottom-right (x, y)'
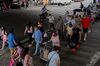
top-left (84, 38), bottom-right (86, 41)
top-left (76, 44), bottom-right (80, 49)
top-left (71, 48), bottom-right (76, 54)
top-left (67, 45), bottom-right (69, 48)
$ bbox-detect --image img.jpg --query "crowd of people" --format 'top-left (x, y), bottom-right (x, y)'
top-left (0, 2), bottom-right (96, 66)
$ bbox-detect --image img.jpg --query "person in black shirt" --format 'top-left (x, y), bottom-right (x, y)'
top-left (71, 25), bottom-right (81, 53)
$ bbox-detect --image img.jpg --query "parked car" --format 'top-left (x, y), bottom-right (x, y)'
top-left (51, 0), bottom-right (72, 6)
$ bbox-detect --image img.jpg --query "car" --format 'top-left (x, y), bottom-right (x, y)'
top-left (72, 0), bottom-right (84, 2)
top-left (51, 0), bottom-right (71, 6)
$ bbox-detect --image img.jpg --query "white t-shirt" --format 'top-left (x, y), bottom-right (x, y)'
top-left (67, 26), bottom-right (73, 35)
top-left (48, 51), bottom-right (60, 66)
top-left (70, 19), bottom-right (76, 27)
top-left (48, 16), bottom-right (54, 23)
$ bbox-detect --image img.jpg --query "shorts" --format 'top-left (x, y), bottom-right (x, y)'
top-left (83, 28), bottom-right (88, 33)
top-left (10, 48), bottom-right (17, 57)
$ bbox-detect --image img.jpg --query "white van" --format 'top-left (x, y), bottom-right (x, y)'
top-left (51, 0), bottom-right (72, 6)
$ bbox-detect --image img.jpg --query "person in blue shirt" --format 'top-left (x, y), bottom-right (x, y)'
top-left (33, 26), bottom-right (42, 56)
top-left (8, 28), bottom-right (17, 57)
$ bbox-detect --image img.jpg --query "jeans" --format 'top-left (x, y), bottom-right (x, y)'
top-left (34, 41), bottom-right (41, 55)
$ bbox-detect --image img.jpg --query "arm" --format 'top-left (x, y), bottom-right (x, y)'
top-left (79, 31), bottom-right (82, 41)
top-left (24, 26), bottom-right (27, 35)
top-left (56, 57), bottom-right (60, 66)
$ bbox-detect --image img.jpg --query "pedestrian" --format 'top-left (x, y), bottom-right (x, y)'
top-left (41, 6), bottom-right (48, 17)
top-left (0, 26), bottom-right (7, 50)
top-left (15, 44), bottom-right (24, 62)
top-left (71, 25), bottom-right (81, 53)
top-left (81, 15), bottom-right (91, 41)
top-left (24, 22), bottom-right (33, 45)
top-left (65, 11), bottom-right (69, 24)
top-left (33, 26), bottom-right (42, 56)
top-left (70, 16), bottom-right (76, 28)
top-left (9, 54), bottom-right (16, 66)
top-left (23, 47), bottom-right (33, 66)
top-left (55, 16), bottom-right (64, 40)
top-left (66, 23), bottom-right (73, 47)
top-left (50, 31), bottom-right (60, 47)
top-left (80, 2), bottom-right (84, 10)
top-left (47, 14), bottom-right (55, 30)
top-left (48, 46), bottom-right (60, 66)
top-left (8, 28), bottom-right (17, 57)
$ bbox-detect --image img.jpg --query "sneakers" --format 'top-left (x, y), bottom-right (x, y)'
top-left (83, 38), bottom-right (86, 41)
top-left (71, 48), bottom-right (76, 54)
top-left (76, 44), bottom-right (80, 49)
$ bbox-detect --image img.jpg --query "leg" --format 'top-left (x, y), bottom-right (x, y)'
top-left (34, 41), bottom-right (40, 55)
top-left (1, 41), bottom-right (5, 50)
top-left (83, 28), bottom-right (88, 41)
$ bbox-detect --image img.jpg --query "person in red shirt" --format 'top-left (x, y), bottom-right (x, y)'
top-left (81, 15), bottom-right (91, 41)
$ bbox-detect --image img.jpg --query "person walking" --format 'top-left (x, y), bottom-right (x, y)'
top-left (23, 47), bottom-right (33, 66)
top-left (48, 46), bottom-right (60, 66)
top-left (55, 16), bottom-right (64, 40)
top-left (33, 26), bottom-right (42, 56)
top-left (81, 15), bottom-right (91, 41)
top-left (24, 22), bottom-right (33, 45)
top-left (8, 28), bottom-right (17, 57)
top-left (0, 26), bottom-right (7, 50)
top-left (80, 2), bottom-right (84, 10)
top-left (47, 14), bottom-right (55, 30)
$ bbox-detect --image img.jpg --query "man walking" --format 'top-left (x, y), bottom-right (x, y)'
top-left (8, 28), bottom-right (17, 57)
top-left (81, 15), bottom-right (91, 41)
top-left (33, 26), bottom-right (42, 56)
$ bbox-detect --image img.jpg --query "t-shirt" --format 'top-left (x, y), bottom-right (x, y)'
top-left (34, 30), bottom-right (42, 42)
top-left (66, 26), bottom-right (73, 35)
top-left (51, 35), bottom-right (60, 47)
top-left (81, 17), bottom-right (91, 28)
top-left (8, 33), bottom-right (15, 48)
top-left (48, 16), bottom-right (54, 23)
top-left (72, 27), bottom-right (81, 38)
top-left (70, 19), bottom-right (76, 27)
top-left (48, 51), bottom-right (60, 66)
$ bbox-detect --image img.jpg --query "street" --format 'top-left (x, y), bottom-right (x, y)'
top-left (0, 0), bottom-right (100, 66)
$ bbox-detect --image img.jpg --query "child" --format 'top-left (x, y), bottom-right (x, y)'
top-left (1, 26), bottom-right (7, 50)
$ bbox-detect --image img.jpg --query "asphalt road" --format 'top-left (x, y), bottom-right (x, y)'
top-left (0, 5), bottom-right (100, 66)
